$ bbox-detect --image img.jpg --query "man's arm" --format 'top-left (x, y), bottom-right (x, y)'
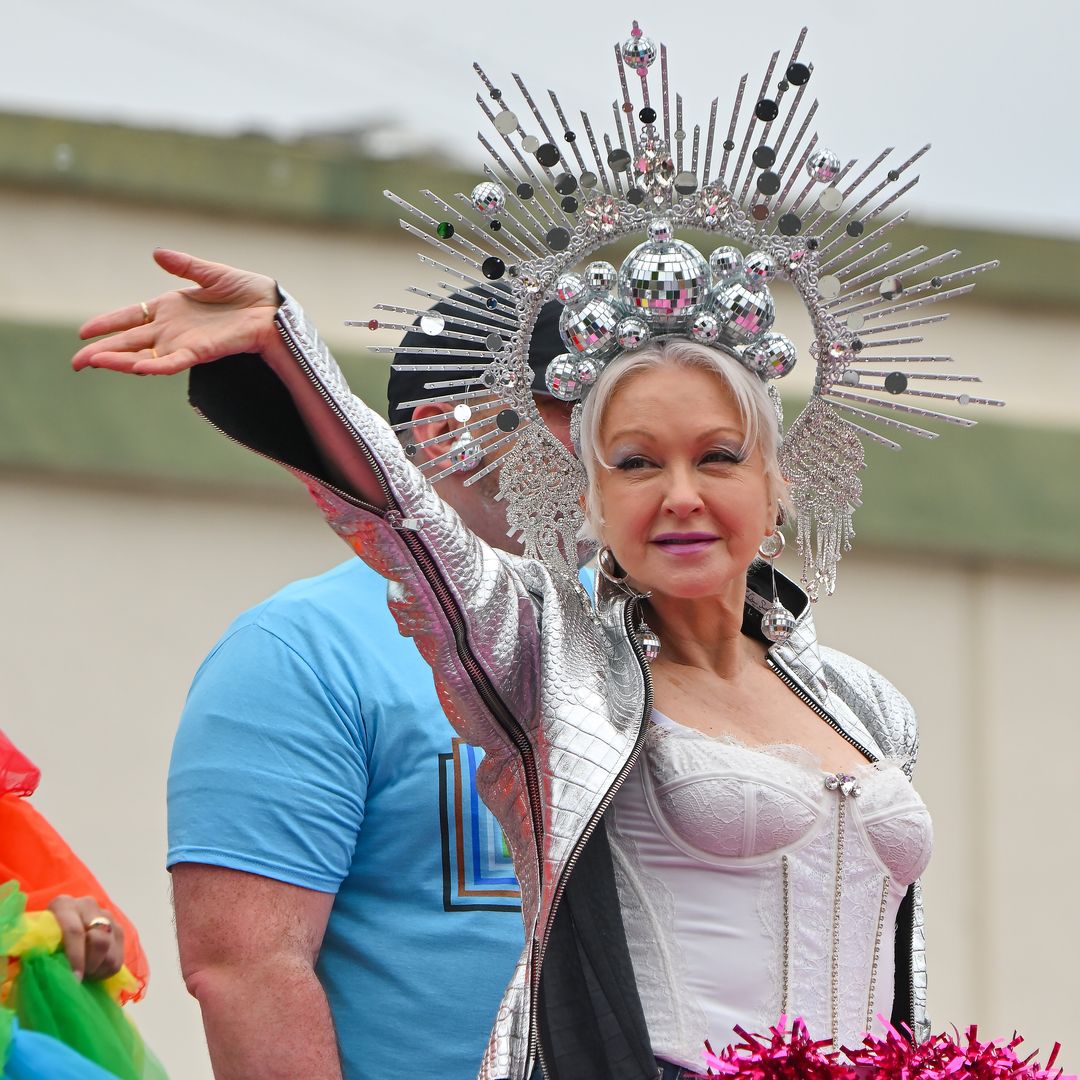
top-left (174, 863), bottom-right (341, 1080)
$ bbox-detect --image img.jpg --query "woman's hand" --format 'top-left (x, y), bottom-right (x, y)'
top-left (72, 248), bottom-right (281, 376)
top-left (47, 894), bottom-right (126, 982)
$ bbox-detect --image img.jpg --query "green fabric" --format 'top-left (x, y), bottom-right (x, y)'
top-left (9, 950), bottom-right (166, 1080)
top-left (0, 1008), bottom-right (12, 1072)
top-left (0, 883), bottom-right (166, 1080)
top-left (0, 883), bottom-right (25, 954)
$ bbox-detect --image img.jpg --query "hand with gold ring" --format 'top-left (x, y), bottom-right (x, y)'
top-left (72, 248), bottom-right (284, 377)
top-left (47, 894), bottom-right (126, 982)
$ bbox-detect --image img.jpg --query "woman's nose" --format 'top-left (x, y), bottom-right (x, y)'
top-left (661, 467), bottom-right (705, 517)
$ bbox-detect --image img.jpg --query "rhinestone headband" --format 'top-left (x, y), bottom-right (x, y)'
top-left (358, 22), bottom-right (1003, 597)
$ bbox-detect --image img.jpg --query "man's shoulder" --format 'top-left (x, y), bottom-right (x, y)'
top-left (201, 558), bottom-right (426, 688)
top-left (227, 558), bottom-right (394, 643)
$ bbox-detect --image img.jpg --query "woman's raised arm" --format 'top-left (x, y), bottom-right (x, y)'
top-left (73, 250), bottom-right (542, 759)
top-left (72, 249), bottom-right (389, 507)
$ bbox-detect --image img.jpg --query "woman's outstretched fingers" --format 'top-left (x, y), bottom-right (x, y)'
top-left (78, 301), bottom-right (154, 341)
top-left (73, 249), bottom-right (282, 377)
top-left (72, 324), bottom-right (157, 371)
top-left (131, 347), bottom-right (199, 375)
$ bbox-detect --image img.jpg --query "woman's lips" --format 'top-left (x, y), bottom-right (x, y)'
top-left (650, 533), bottom-right (718, 555)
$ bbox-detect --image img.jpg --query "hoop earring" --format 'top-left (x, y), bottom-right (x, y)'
top-left (597, 545), bottom-right (628, 585)
top-left (757, 530), bottom-right (796, 644)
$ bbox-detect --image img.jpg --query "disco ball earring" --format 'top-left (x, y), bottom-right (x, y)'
top-left (451, 427), bottom-right (483, 473)
top-left (758, 530), bottom-right (796, 644)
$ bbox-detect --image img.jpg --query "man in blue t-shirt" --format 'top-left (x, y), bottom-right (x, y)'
top-left (168, 297), bottom-right (571, 1079)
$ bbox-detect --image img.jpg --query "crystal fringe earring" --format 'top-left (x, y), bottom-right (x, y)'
top-left (757, 530), bottom-right (796, 644)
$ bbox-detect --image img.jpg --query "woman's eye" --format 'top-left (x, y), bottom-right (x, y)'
top-left (702, 449), bottom-right (742, 465)
top-left (616, 455), bottom-right (653, 470)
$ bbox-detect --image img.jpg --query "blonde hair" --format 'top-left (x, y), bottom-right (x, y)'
top-left (577, 338), bottom-right (787, 542)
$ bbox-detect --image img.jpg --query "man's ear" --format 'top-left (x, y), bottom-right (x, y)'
top-left (408, 403), bottom-right (458, 467)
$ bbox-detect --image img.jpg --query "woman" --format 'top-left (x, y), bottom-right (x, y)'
top-left (72, 250), bottom-right (931, 1080)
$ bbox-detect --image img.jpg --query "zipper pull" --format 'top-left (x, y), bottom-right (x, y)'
top-left (383, 509), bottom-right (420, 530)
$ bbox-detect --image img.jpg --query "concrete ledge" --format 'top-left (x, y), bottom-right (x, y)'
top-left (3, 317), bottom-right (1075, 566)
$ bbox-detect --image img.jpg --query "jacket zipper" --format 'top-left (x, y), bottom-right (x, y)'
top-left (765, 656), bottom-right (879, 763)
top-left (527, 594), bottom-right (655, 1080)
top-left (273, 326), bottom-right (546, 878)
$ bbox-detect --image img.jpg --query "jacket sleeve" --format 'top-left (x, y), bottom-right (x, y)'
top-left (187, 290), bottom-right (542, 757)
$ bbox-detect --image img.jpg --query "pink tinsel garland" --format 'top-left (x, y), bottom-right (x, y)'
top-left (681, 1016), bottom-right (1075, 1079)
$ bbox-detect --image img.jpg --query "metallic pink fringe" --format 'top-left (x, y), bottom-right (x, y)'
top-left (682, 1016), bottom-right (1075, 1079)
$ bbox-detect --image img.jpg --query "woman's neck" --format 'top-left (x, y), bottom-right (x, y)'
top-left (644, 579), bottom-right (762, 679)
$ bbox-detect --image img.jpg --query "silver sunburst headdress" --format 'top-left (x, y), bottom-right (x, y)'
top-left (357, 21), bottom-right (1003, 597)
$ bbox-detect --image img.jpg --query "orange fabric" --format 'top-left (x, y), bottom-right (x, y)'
top-left (0, 796), bottom-right (148, 1003)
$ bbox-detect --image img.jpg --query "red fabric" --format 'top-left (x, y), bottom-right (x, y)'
top-left (0, 731), bottom-right (41, 798)
top-left (0, 796), bottom-right (149, 1003)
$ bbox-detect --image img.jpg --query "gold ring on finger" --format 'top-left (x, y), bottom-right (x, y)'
top-left (140, 301), bottom-right (152, 324)
top-left (85, 916), bottom-right (113, 934)
top-left (150, 348), bottom-right (159, 360)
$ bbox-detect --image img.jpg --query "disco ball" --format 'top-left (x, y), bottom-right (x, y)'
top-left (615, 316), bottom-right (650, 350)
top-left (470, 181), bottom-right (506, 215)
top-left (573, 356), bottom-right (601, 392)
top-left (806, 148), bottom-right (841, 183)
top-left (559, 296), bottom-right (621, 358)
top-left (743, 251), bottom-right (777, 283)
top-left (647, 217), bottom-right (674, 242)
top-left (741, 332), bottom-right (797, 378)
top-left (617, 239), bottom-right (710, 330)
top-left (545, 354), bottom-right (585, 401)
top-left (584, 261), bottom-right (617, 292)
top-left (621, 30), bottom-right (657, 70)
top-left (555, 272), bottom-right (590, 305)
top-left (713, 280), bottom-right (776, 344)
top-left (708, 246), bottom-right (744, 282)
top-left (690, 312), bottom-right (720, 343)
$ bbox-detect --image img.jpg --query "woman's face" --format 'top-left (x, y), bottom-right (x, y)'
top-left (593, 363), bottom-right (775, 601)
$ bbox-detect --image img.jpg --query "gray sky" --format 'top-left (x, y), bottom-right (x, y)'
top-left (5, 0), bottom-right (1078, 236)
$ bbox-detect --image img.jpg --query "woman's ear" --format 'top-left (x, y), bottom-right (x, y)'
top-left (409, 403), bottom-right (458, 466)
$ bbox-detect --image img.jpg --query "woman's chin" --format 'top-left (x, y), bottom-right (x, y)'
top-left (632, 554), bottom-right (752, 602)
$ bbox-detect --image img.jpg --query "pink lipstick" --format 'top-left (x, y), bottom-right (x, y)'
top-left (651, 532), bottom-right (718, 555)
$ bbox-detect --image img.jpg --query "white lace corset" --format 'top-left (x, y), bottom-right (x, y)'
top-left (608, 713), bottom-right (933, 1070)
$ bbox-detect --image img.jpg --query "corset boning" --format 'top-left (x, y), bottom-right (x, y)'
top-left (607, 713), bottom-right (933, 1070)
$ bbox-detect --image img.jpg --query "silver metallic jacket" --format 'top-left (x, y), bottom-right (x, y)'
top-left (192, 294), bottom-right (929, 1080)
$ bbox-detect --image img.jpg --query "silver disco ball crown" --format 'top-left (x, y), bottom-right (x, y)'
top-left (616, 238), bottom-right (710, 331)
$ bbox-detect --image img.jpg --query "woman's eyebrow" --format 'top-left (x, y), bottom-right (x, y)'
top-left (603, 425), bottom-right (745, 445)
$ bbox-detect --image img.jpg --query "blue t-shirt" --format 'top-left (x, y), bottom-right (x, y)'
top-left (167, 559), bottom-right (525, 1079)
